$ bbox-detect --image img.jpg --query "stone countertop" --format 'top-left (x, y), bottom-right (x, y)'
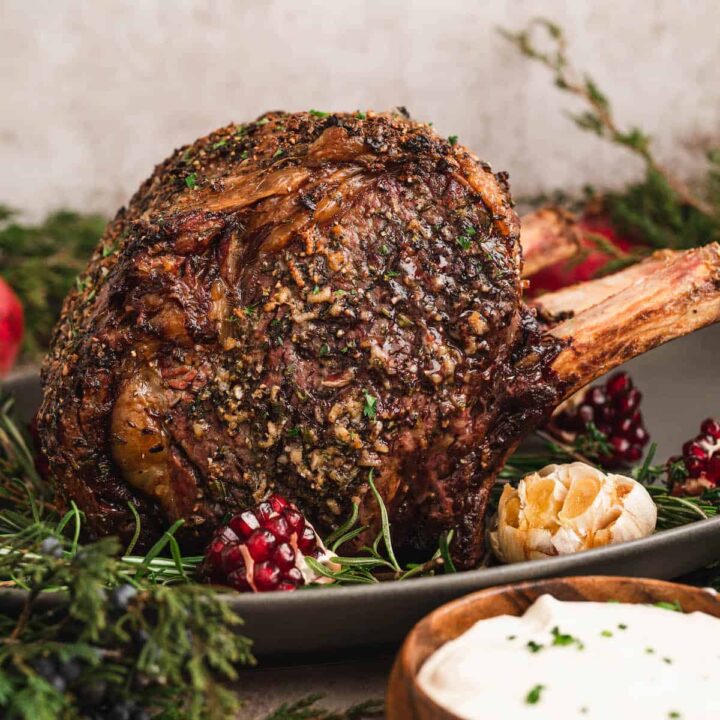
top-left (238, 652), bottom-right (392, 718)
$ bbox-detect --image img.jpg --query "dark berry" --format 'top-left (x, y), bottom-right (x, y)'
top-left (109, 584), bottom-right (138, 611)
top-left (39, 537), bottom-right (63, 558)
top-left (628, 425), bottom-right (649, 447)
top-left (587, 387), bottom-right (608, 408)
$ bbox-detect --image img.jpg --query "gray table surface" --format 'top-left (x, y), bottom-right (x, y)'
top-left (6, 325), bottom-right (720, 717)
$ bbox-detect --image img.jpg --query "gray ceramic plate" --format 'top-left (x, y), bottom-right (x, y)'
top-left (4, 326), bottom-right (720, 656)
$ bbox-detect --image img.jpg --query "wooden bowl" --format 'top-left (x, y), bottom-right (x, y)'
top-left (386, 575), bottom-right (720, 719)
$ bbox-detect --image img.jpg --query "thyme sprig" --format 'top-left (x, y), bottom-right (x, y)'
top-left (502, 19), bottom-right (720, 269)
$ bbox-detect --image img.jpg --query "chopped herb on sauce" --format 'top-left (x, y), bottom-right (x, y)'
top-left (525, 684), bottom-right (545, 705)
top-left (526, 640), bottom-right (543, 653)
top-left (448, 135), bottom-right (458, 146)
top-left (185, 173), bottom-right (197, 190)
top-left (309, 109), bottom-right (330, 118)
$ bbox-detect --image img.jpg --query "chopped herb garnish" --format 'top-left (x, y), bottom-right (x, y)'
top-left (255, 117), bottom-right (269, 126)
top-left (448, 134), bottom-right (458, 146)
top-left (312, 285), bottom-right (320, 294)
top-left (241, 150), bottom-right (249, 160)
top-left (185, 173), bottom-right (197, 190)
top-left (646, 647), bottom-right (655, 654)
top-left (525, 684), bottom-right (545, 705)
top-left (363, 391), bottom-right (377, 421)
top-left (669, 712), bottom-right (681, 718)
top-left (655, 601), bottom-right (683, 613)
top-left (384, 270), bottom-right (400, 278)
top-left (273, 148), bottom-right (284, 158)
top-left (319, 343), bottom-right (330, 357)
top-left (243, 305), bottom-right (256, 316)
top-left (380, 243), bottom-right (390, 255)
top-left (287, 427), bottom-right (301, 438)
top-left (102, 243), bottom-right (117, 258)
top-left (526, 640), bottom-right (543, 653)
top-left (600, 630), bottom-right (613, 638)
top-left (355, 111), bottom-right (367, 119)
top-left (334, 289), bottom-right (347, 296)
top-left (551, 626), bottom-right (583, 649)
top-left (212, 139), bottom-right (227, 149)
top-left (663, 657), bottom-right (673, 664)
top-left (309, 109), bottom-right (330, 118)
top-left (507, 635), bottom-right (517, 641)
top-left (457, 235), bottom-right (473, 250)
top-left (618, 623), bottom-right (628, 630)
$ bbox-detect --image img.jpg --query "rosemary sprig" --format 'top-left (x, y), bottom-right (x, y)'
top-left (263, 694), bottom-right (383, 720)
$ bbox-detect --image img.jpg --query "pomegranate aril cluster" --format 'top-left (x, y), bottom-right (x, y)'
top-left (669, 417), bottom-right (720, 493)
top-left (554, 371), bottom-right (650, 466)
top-left (200, 494), bottom-right (330, 593)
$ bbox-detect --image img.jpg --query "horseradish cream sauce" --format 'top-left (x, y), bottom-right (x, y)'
top-left (418, 595), bottom-right (720, 719)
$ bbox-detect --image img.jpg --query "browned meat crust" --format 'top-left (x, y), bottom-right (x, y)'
top-left (37, 111), bottom-right (566, 568)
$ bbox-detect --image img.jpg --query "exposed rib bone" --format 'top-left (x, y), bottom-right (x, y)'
top-left (549, 243), bottom-right (720, 398)
top-left (520, 207), bottom-right (580, 277)
top-left (534, 250), bottom-right (675, 319)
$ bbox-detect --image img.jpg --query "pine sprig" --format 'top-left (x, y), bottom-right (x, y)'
top-left (0, 396), bottom-right (254, 719)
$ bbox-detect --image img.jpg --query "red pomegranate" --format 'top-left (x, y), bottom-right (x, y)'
top-left (200, 494), bottom-right (338, 592)
top-left (529, 215), bottom-right (636, 294)
top-left (0, 276), bottom-right (24, 377)
top-left (669, 418), bottom-right (720, 496)
top-left (551, 371), bottom-right (650, 467)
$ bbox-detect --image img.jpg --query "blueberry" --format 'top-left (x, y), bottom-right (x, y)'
top-left (39, 537), bottom-right (63, 558)
top-left (109, 583), bottom-right (138, 611)
top-left (58, 658), bottom-right (82, 682)
top-left (76, 680), bottom-right (107, 707)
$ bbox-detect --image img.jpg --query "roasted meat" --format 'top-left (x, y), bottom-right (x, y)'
top-left (36, 111), bottom-right (720, 568)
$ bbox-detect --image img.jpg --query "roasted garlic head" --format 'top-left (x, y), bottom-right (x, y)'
top-left (489, 462), bottom-right (657, 564)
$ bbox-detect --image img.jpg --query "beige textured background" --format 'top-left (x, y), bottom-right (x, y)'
top-left (1, 0), bottom-right (719, 219)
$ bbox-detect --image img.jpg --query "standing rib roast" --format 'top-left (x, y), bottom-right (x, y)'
top-left (36, 111), bottom-right (720, 568)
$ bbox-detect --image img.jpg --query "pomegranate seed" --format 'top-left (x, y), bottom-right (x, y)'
top-left (277, 582), bottom-right (298, 592)
top-left (615, 388), bottom-right (641, 414)
top-left (265, 515), bottom-right (291, 541)
top-left (284, 567), bottom-right (303, 585)
top-left (707, 455), bottom-right (720, 484)
top-left (273, 543), bottom-right (296, 571)
top-left (245, 529), bottom-right (277, 561)
top-left (683, 441), bottom-right (708, 460)
top-left (617, 417), bottom-right (634, 437)
top-left (254, 561), bottom-right (281, 591)
top-left (206, 538), bottom-right (226, 567)
top-left (628, 410), bottom-right (642, 428)
top-left (598, 405), bottom-right (614, 424)
top-left (701, 418), bottom-right (720, 439)
top-left (284, 508), bottom-right (305, 535)
top-left (229, 510), bottom-right (259, 538)
top-left (624, 445), bottom-right (643, 463)
top-left (268, 494), bottom-right (289, 513)
top-left (577, 404), bottom-right (595, 426)
top-left (628, 425), bottom-right (649, 447)
top-left (611, 436), bottom-right (631, 457)
top-left (606, 372), bottom-right (632, 398)
top-left (587, 387), bottom-right (608, 408)
top-left (227, 569), bottom-right (252, 592)
top-left (297, 526), bottom-right (318, 554)
top-left (255, 501), bottom-right (273, 523)
top-left (221, 543), bottom-right (246, 574)
top-left (685, 457), bottom-right (706, 477)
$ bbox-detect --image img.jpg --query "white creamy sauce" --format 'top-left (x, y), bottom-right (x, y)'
top-left (418, 595), bottom-right (720, 719)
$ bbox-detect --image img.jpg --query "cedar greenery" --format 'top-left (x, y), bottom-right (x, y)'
top-left (0, 206), bottom-right (107, 361)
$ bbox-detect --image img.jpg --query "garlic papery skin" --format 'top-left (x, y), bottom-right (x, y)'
top-left (489, 462), bottom-right (657, 563)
